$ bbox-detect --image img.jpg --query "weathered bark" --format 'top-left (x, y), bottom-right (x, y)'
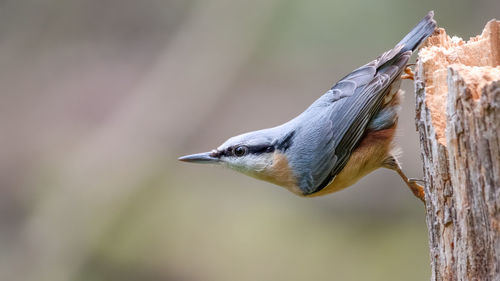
top-left (415, 20), bottom-right (500, 281)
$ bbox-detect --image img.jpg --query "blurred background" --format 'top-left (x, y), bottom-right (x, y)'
top-left (0, 1), bottom-right (498, 281)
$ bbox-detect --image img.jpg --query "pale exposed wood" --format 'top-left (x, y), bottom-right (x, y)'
top-left (415, 20), bottom-right (500, 281)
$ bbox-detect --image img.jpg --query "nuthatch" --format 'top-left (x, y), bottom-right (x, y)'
top-left (179, 12), bottom-right (436, 202)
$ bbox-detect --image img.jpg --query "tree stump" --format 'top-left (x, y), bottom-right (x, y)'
top-left (415, 20), bottom-right (500, 281)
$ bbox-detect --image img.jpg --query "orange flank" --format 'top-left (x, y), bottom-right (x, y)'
top-left (307, 125), bottom-right (397, 197)
top-left (253, 152), bottom-right (302, 195)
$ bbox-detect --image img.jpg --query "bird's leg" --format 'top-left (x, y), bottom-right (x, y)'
top-left (401, 66), bottom-right (415, 80)
top-left (382, 156), bottom-right (425, 202)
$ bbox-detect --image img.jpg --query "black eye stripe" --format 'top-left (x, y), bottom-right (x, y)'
top-left (247, 145), bottom-right (274, 154)
top-left (217, 144), bottom-right (275, 157)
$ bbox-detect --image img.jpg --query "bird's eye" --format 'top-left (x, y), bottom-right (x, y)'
top-left (233, 146), bottom-right (248, 157)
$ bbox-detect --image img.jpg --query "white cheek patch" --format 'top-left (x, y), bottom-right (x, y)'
top-left (224, 154), bottom-right (274, 175)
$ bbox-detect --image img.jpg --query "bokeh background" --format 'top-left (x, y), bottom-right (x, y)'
top-left (1, 1), bottom-right (498, 281)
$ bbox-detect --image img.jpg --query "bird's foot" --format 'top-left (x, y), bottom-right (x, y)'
top-left (401, 66), bottom-right (415, 80)
top-left (383, 156), bottom-right (425, 203)
top-left (407, 179), bottom-right (425, 203)
top-left (409, 178), bottom-right (425, 184)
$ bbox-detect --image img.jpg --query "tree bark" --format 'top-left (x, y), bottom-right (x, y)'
top-left (415, 20), bottom-right (500, 281)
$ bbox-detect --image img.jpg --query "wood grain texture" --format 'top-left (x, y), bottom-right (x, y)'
top-left (415, 20), bottom-right (500, 281)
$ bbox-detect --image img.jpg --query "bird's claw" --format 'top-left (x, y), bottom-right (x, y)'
top-left (409, 178), bottom-right (425, 184)
top-left (407, 180), bottom-right (425, 203)
top-left (401, 66), bottom-right (415, 80)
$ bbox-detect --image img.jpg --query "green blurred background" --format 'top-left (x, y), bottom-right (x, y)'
top-left (1, 1), bottom-right (498, 281)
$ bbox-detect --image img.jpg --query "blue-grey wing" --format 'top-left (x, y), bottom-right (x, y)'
top-left (297, 12), bottom-right (436, 194)
top-left (296, 51), bottom-right (411, 194)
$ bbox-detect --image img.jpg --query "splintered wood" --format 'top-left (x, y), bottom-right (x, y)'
top-left (415, 20), bottom-right (500, 281)
top-left (417, 20), bottom-right (500, 145)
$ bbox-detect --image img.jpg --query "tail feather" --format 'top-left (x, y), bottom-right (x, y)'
top-left (398, 11), bottom-right (436, 52)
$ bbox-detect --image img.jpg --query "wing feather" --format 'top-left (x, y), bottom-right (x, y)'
top-left (295, 12), bottom-right (436, 194)
top-left (301, 52), bottom-right (411, 194)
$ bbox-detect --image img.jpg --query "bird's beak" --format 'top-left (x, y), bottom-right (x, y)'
top-left (178, 151), bottom-right (219, 164)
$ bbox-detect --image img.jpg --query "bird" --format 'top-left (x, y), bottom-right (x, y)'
top-left (179, 11), bottom-right (436, 202)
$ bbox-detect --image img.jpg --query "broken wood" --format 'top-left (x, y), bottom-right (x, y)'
top-left (415, 19), bottom-right (500, 281)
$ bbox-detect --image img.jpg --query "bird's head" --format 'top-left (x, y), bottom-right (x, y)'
top-left (179, 127), bottom-right (302, 194)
